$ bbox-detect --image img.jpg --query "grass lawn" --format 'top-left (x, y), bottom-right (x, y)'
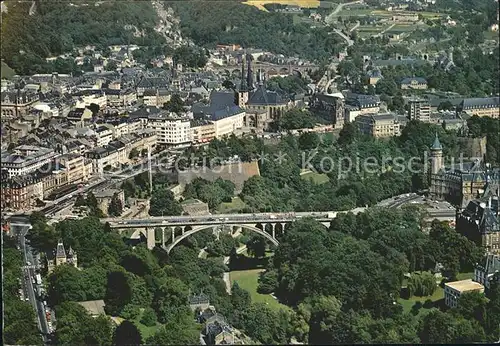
top-left (399, 286), bottom-right (444, 315)
top-left (301, 171), bottom-right (330, 184)
top-left (218, 197), bottom-right (247, 214)
top-left (133, 309), bottom-right (162, 340)
top-left (230, 269), bottom-right (291, 312)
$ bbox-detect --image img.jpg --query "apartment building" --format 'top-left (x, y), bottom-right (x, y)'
top-left (444, 279), bottom-right (484, 308)
top-left (95, 126), bottom-right (114, 147)
top-left (85, 144), bottom-right (127, 175)
top-left (356, 113), bottom-right (401, 138)
top-left (191, 120), bottom-right (216, 144)
top-left (147, 113), bottom-right (192, 146)
top-left (143, 89), bottom-right (171, 107)
top-left (457, 97), bottom-right (500, 118)
top-left (58, 153), bottom-right (92, 185)
top-left (408, 98), bottom-right (431, 122)
top-left (105, 88), bottom-right (137, 107)
top-left (1, 145), bottom-right (59, 178)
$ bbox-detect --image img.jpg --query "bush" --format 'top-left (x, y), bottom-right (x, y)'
top-left (120, 304), bottom-right (140, 320)
top-left (423, 299), bottom-right (434, 309)
top-left (140, 307), bottom-right (157, 327)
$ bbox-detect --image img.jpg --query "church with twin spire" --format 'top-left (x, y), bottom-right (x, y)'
top-left (235, 53), bottom-right (292, 130)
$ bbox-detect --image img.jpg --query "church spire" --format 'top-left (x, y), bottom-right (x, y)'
top-left (240, 55), bottom-right (247, 92)
top-left (246, 53), bottom-right (254, 91)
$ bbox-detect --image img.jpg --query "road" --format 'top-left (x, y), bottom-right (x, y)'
top-left (103, 209), bottom-right (368, 229)
top-left (331, 28), bottom-right (355, 46)
top-left (349, 21), bottom-right (360, 32)
top-left (13, 224), bottom-right (50, 343)
top-left (325, 0), bottom-right (364, 25)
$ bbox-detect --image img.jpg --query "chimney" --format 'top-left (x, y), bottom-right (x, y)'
top-left (488, 196), bottom-right (492, 209)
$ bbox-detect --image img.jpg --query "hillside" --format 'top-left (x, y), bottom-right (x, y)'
top-left (1, 61), bottom-right (16, 79)
top-left (1, 1), bottom-right (163, 75)
top-left (168, 0), bottom-right (344, 62)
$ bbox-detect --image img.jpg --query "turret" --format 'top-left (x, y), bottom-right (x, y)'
top-left (430, 133), bottom-right (444, 175)
top-left (55, 239), bottom-right (67, 266)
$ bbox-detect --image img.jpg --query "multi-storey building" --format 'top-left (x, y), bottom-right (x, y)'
top-left (309, 93), bottom-right (345, 129)
top-left (1, 145), bottom-right (59, 178)
top-left (147, 112), bottom-right (192, 146)
top-left (94, 126), bottom-right (114, 147)
top-left (58, 153), bottom-right (91, 185)
top-left (356, 113), bottom-right (401, 138)
top-left (457, 97), bottom-right (499, 118)
top-left (105, 88), bottom-right (137, 107)
top-left (191, 120), bottom-right (216, 144)
top-left (429, 135), bottom-right (500, 205)
top-left (143, 89), bottom-right (171, 107)
top-left (1, 90), bottom-right (40, 118)
top-left (408, 98), bottom-right (431, 122)
top-left (444, 279), bottom-right (484, 308)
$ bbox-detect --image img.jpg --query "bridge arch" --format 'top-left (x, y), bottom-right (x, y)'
top-left (165, 223), bottom-right (279, 254)
top-left (292, 69), bottom-right (302, 78)
top-left (279, 67), bottom-right (289, 75)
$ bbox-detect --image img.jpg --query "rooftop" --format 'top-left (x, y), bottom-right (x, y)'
top-left (445, 279), bottom-right (484, 293)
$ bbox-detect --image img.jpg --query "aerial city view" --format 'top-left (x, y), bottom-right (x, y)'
top-left (1, 0), bottom-right (499, 344)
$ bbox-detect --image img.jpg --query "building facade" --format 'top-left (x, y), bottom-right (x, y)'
top-left (47, 240), bottom-right (78, 274)
top-left (147, 113), bottom-right (192, 146)
top-left (457, 97), bottom-right (499, 118)
top-left (356, 113), bottom-right (401, 138)
top-left (444, 279), bottom-right (484, 308)
top-left (309, 93), bottom-right (345, 129)
top-left (408, 99), bottom-right (431, 122)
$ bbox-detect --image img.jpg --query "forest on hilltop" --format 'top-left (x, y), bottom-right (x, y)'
top-left (1, 1), bottom-right (163, 75)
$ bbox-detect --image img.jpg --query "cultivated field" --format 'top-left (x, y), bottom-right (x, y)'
top-left (243, 0), bottom-right (320, 12)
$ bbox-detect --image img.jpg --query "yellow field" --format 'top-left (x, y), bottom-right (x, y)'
top-left (243, 0), bottom-right (320, 12)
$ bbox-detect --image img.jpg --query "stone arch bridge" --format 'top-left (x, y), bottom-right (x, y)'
top-left (212, 63), bottom-right (321, 79)
top-left (103, 210), bottom-right (367, 253)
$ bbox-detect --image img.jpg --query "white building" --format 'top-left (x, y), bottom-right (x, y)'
top-left (147, 113), bottom-right (192, 146)
top-left (1, 145), bottom-right (59, 178)
top-left (444, 279), bottom-right (485, 308)
top-left (209, 106), bottom-right (245, 138)
top-left (94, 126), bottom-right (114, 147)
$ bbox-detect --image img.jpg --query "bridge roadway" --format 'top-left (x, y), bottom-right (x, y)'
top-left (103, 209), bottom-right (367, 229)
top-left (103, 207), bottom-right (455, 253)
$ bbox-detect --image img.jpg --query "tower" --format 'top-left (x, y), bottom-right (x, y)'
top-left (55, 239), bottom-right (67, 266)
top-left (430, 133), bottom-right (444, 175)
top-left (67, 246), bottom-right (78, 268)
top-left (237, 55), bottom-right (249, 108)
top-left (246, 53), bottom-right (254, 91)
